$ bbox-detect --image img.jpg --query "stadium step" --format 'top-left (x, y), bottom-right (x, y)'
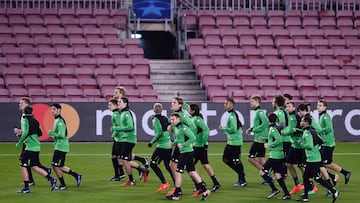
top-left (150, 60), bottom-right (207, 102)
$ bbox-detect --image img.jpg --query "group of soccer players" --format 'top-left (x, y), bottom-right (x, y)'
top-left (14, 86), bottom-right (351, 202)
top-left (241, 94), bottom-right (351, 202)
top-left (108, 86), bottom-right (351, 202)
top-left (15, 97), bottom-right (82, 193)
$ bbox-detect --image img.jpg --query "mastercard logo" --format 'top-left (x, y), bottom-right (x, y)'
top-left (32, 103), bottom-right (80, 141)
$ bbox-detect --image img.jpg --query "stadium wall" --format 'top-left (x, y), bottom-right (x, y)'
top-left (1, 102), bottom-right (359, 142)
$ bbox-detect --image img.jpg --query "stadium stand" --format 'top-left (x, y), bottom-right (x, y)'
top-left (184, 1), bottom-right (360, 102)
top-left (1, 0), bottom-right (360, 102)
top-left (0, 5), bottom-right (158, 102)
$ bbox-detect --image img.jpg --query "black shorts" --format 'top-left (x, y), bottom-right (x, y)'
top-left (120, 142), bottom-right (135, 161)
top-left (151, 148), bottom-right (172, 164)
top-left (52, 150), bottom-right (67, 167)
top-left (321, 146), bottom-right (334, 164)
top-left (112, 142), bottom-right (122, 156)
top-left (282, 142), bottom-right (291, 158)
top-left (223, 144), bottom-right (241, 162)
top-left (171, 146), bottom-right (180, 163)
top-left (248, 142), bottom-right (265, 158)
top-left (20, 150), bottom-right (40, 167)
top-left (177, 152), bottom-right (196, 173)
top-left (286, 147), bottom-right (306, 165)
top-left (304, 162), bottom-right (323, 179)
top-left (263, 158), bottom-right (286, 175)
top-left (193, 146), bottom-right (209, 165)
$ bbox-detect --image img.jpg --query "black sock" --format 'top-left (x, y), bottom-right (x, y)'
top-left (262, 174), bottom-right (277, 191)
top-left (136, 166), bottom-right (144, 173)
top-left (46, 174), bottom-right (51, 180)
top-left (315, 177), bottom-right (336, 193)
top-left (340, 169), bottom-right (349, 176)
top-left (174, 187), bottom-right (182, 196)
top-left (118, 165), bottom-right (124, 176)
top-left (67, 169), bottom-right (79, 178)
top-left (198, 181), bottom-right (207, 192)
top-left (27, 167), bottom-right (34, 182)
top-left (211, 175), bottom-right (219, 185)
top-left (24, 181), bottom-right (29, 188)
top-left (150, 162), bottom-right (166, 183)
top-left (129, 174), bottom-right (134, 182)
top-left (303, 180), bottom-right (310, 198)
top-left (134, 156), bottom-right (146, 165)
top-left (293, 176), bottom-right (300, 186)
top-left (112, 158), bottom-right (119, 177)
top-left (328, 173), bottom-right (335, 180)
top-left (235, 161), bottom-right (246, 182)
top-left (309, 180), bottom-right (314, 190)
top-left (59, 177), bottom-right (66, 186)
top-left (277, 178), bottom-right (290, 195)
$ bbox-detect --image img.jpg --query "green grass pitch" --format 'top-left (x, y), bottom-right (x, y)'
top-left (1, 142), bottom-right (358, 203)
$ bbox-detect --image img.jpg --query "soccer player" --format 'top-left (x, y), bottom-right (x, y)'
top-left (165, 113), bottom-right (211, 201)
top-left (112, 87), bottom-right (149, 181)
top-left (260, 113), bottom-right (291, 200)
top-left (48, 103), bottom-right (82, 190)
top-left (108, 99), bottom-right (127, 180)
top-left (219, 98), bottom-right (247, 187)
top-left (188, 103), bottom-right (221, 192)
top-left (16, 106), bottom-right (57, 193)
top-left (297, 116), bottom-right (339, 203)
top-left (283, 101), bottom-right (306, 195)
top-left (109, 86), bottom-right (126, 181)
top-left (167, 96), bottom-right (197, 195)
top-left (148, 103), bottom-right (174, 192)
top-left (246, 95), bottom-right (269, 179)
top-left (317, 100), bottom-right (351, 186)
top-left (272, 95), bottom-right (291, 159)
top-left (117, 97), bottom-right (147, 186)
top-left (14, 97), bottom-right (51, 186)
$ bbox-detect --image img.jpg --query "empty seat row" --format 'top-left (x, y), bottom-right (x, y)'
top-left (0, 57), bottom-right (149, 69)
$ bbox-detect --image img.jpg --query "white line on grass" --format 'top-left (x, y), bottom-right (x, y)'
top-left (1, 153), bottom-right (360, 157)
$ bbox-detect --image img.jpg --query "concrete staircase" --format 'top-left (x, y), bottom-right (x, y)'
top-left (150, 60), bottom-right (207, 102)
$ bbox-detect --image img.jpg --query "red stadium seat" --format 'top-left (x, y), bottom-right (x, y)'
top-left (315, 79), bottom-right (333, 90)
top-left (309, 68), bottom-right (327, 79)
top-left (214, 58), bottom-right (231, 69)
top-left (306, 28), bottom-right (324, 40)
top-left (259, 79), bottom-right (277, 90)
top-left (24, 77), bottom-right (43, 89)
top-left (231, 58), bottom-right (249, 69)
top-left (290, 29), bottom-right (307, 40)
top-left (241, 79), bottom-right (259, 90)
top-left (301, 90), bottom-right (319, 102)
top-left (327, 69), bottom-right (346, 79)
top-left (272, 68), bottom-right (289, 80)
top-left (243, 48), bottom-right (262, 59)
top-left (232, 90), bottom-right (247, 101)
top-left (223, 79), bottom-right (241, 92)
top-left (218, 68), bottom-right (236, 80)
top-left (257, 38), bottom-right (274, 49)
top-left (249, 58), bottom-right (267, 69)
top-left (333, 79), bottom-right (352, 90)
top-left (298, 49), bottom-right (317, 59)
top-left (236, 69), bottom-right (254, 80)
top-left (311, 39), bottom-right (329, 49)
top-left (290, 68), bottom-right (310, 80)
top-left (225, 47), bottom-right (244, 59)
top-left (42, 77), bottom-right (61, 90)
top-left (261, 48), bottom-right (279, 59)
top-left (222, 36), bottom-right (239, 49)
